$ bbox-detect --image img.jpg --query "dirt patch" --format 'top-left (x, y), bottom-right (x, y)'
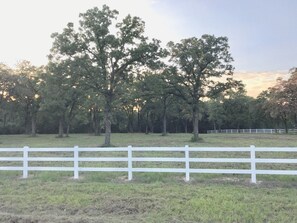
top-left (0, 212), bottom-right (39, 223)
top-left (102, 197), bottom-right (160, 215)
top-left (9, 217), bottom-right (38, 223)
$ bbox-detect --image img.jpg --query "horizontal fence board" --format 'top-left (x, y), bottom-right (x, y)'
top-left (132, 168), bottom-right (185, 173)
top-left (28, 157), bottom-right (74, 162)
top-left (27, 148), bottom-right (74, 152)
top-left (254, 148), bottom-right (297, 152)
top-left (0, 167), bottom-right (23, 171)
top-left (0, 148), bottom-right (23, 152)
top-left (28, 167), bottom-right (74, 171)
top-left (132, 157), bottom-right (184, 162)
top-left (189, 158), bottom-right (251, 163)
top-left (256, 170), bottom-right (297, 175)
top-left (190, 169), bottom-right (251, 174)
top-left (256, 158), bottom-right (297, 163)
top-left (79, 167), bottom-right (128, 172)
top-left (0, 157), bottom-right (23, 161)
top-left (78, 147), bottom-right (129, 152)
top-left (131, 147), bottom-right (186, 152)
top-left (188, 147), bottom-right (250, 152)
top-left (79, 157), bottom-right (128, 162)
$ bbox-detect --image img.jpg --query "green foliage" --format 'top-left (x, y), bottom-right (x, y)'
top-left (259, 73), bottom-right (297, 132)
top-left (49, 5), bottom-right (165, 145)
top-left (168, 35), bottom-right (240, 140)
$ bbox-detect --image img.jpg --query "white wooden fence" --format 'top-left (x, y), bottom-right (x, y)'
top-left (207, 129), bottom-right (297, 134)
top-left (0, 146), bottom-right (297, 184)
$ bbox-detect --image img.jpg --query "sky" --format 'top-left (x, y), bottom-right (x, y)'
top-left (0, 0), bottom-right (296, 97)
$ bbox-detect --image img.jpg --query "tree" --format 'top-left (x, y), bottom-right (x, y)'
top-left (0, 64), bottom-right (21, 133)
top-left (50, 5), bottom-right (164, 145)
top-left (261, 67), bottom-right (297, 131)
top-left (223, 93), bottom-right (252, 129)
top-left (255, 91), bottom-right (277, 129)
top-left (262, 80), bottom-right (291, 133)
top-left (207, 99), bottom-right (226, 131)
top-left (82, 90), bottom-right (104, 136)
top-left (41, 60), bottom-right (83, 137)
top-left (282, 68), bottom-right (297, 127)
top-left (14, 61), bottom-right (43, 136)
top-left (136, 71), bottom-right (174, 135)
top-left (168, 35), bottom-right (235, 141)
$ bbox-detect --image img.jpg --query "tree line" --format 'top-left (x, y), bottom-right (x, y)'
top-left (0, 5), bottom-right (296, 145)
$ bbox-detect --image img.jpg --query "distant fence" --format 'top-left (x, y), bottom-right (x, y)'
top-left (1, 146), bottom-right (297, 184)
top-left (207, 129), bottom-right (297, 134)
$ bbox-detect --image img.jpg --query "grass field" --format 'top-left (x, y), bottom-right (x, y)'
top-left (2, 132), bottom-right (297, 147)
top-left (0, 133), bottom-right (297, 222)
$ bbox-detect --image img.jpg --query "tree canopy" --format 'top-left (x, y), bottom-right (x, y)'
top-left (167, 35), bottom-right (239, 141)
top-left (49, 5), bottom-right (165, 145)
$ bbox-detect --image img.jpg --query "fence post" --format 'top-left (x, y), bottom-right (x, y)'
top-left (23, 146), bottom-right (29, 178)
top-left (250, 145), bottom-right (257, 183)
top-left (74, 146), bottom-right (79, 179)
top-left (128, 145), bottom-right (133, 181)
top-left (185, 145), bottom-right (190, 182)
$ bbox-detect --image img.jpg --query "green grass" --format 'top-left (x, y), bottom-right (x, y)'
top-left (1, 132), bottom-right (297, 147)
top-left (0, 133), bottom-right (297, 222)
top-left (0, 176), bottom-right (296, 223)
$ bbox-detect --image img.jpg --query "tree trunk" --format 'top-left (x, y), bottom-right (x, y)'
top-left (31, 114), bottom-right (37, 137)
top-left (3, 113), bottom-right (7, 128)
top-left (93, 108), bottom-right (100, 136)
top-left (162, 100), bottom-right (167, 136)
top-left (98, 118), bottom-right (101, 135)
top-left (94, 119), bottom-right (100, 136)
top-left (213, 122), bottom-right (216, 131)
top-left (66, 124), bottom-right (70, 137)
top-left (65, 101), bottom-right (76, 138)
top-left (145, 111), bottom-right (149, 134)
top-left (127, 107), bottom-right (134, 133)
top-left (24, 106), bottom-right (30, 134)
top-left (192, 105), bottom-right (199, 142)
top-left (283, 117), bottom-right (288, 134)
top-left (58, 118), bottom-right (64, 138)
top-left (162, 115), bottom-right (167, 136)
top-left (88, 110), bottom-right (93, 134)
top-left (184, 121), bottom-right (188, 133)
top-left (104, 102), bottom-right (112, 146)
top-left (137, 108), bottom-right (140, 132)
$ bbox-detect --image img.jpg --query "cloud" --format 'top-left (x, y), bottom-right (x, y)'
top-left (234, 70), bottom-right (290, 97)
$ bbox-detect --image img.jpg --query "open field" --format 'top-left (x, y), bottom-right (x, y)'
top-left (1, 133), bottom-right (297, 147)
top-left (0, 133), bottom-right (297, 222)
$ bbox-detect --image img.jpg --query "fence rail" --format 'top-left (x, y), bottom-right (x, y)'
top-left (207, 129), bottom-right (297, 134)
top-left (1, 146), bottom-right (297, 183)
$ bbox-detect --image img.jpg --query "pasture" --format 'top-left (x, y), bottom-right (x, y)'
top-left (0, 133), bottom-right (297, 222)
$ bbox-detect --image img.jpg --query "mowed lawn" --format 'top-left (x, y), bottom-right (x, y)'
top-left (1, 132), bottom-right (297, 147)
top-left (0, 133), bottom-right (297, 222)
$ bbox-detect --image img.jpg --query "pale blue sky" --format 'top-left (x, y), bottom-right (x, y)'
top-left (153, 0), bottom-right (297, 72)
top-left (0, 0), bottom-right (296, 96)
